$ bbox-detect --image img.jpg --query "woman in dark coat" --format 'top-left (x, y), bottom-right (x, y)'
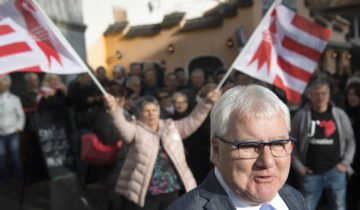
top-left (344, 82), bottom-right (360, 210)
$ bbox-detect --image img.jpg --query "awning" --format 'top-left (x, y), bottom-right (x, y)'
top-left (327, 40), bottom-right (352, 49)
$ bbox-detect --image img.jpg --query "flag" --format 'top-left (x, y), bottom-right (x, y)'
top-left (0, 0), bottom-right (87, 75)
top-left (232, 1), bottom-right (331, 104)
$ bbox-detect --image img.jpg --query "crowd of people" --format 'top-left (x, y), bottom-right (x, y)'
top-left (0, 60), bottom-right (359, 210)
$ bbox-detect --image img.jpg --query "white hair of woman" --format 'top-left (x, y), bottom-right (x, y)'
top-left (172, 92), bottom-right (188, 102)
top-left (210, 84), bottom-right (290, 162)
top-left (134, 95), bottom-right (160, 117)
top-left (112, 64), bottom-right (125, 75)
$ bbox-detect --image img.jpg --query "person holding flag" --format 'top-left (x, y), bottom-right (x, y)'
top-left (104, 88), bottom-right (221, 209)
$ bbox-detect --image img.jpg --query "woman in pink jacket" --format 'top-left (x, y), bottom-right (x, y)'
top-left (104, 89), bottom-right (221, 210)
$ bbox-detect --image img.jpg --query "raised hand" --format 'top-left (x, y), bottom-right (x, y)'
top-left (104, 93), bottom-right (117, 111)
top-left (204, 89), bottom-right (222, 105)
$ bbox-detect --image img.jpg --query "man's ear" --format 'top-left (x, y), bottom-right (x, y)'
top-left (211, 137), bottom-right (220, 165)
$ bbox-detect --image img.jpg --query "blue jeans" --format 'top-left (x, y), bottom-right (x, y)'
top-left (300, 166), bottom-right (346, 210)
top-left (0, 133), bottom-right (23, 185)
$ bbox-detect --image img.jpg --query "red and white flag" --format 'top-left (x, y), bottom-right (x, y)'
top-left (0, 0), bottom-right (87, 75)
top-left (232, 1), bottom-right (331, 104)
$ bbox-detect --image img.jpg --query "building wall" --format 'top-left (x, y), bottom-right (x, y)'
top-left (98, 1), bottom-right (262, 77)
top-left (92, 0), bottom-right (351, 79)
top-left (87, 35), bottom-right (107, 71)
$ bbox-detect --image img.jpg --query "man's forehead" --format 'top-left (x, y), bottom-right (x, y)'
top-left (226, 111), bottom-right (284, 129)
top-left (311, 84), bottom-right (330, 92)
top-left (225, 111), bottom-right (251, 133)
top-left (225, 112), bottom-right (288, 140)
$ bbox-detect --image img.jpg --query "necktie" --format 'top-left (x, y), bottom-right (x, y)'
top-left (259, 204), bottom-right (274, 210)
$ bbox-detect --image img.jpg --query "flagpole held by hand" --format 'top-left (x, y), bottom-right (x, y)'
top-left (30, 0), bottom-right (107, 95)
top-left (215, 0), bottom-right (282, 91)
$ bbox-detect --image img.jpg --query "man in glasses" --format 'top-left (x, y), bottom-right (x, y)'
top-left (291, 79), bottom-right (355, 210)
top-left (168, 85), bottom-right (306, 210)
top-left (156, 88), bottom-right (174, 119)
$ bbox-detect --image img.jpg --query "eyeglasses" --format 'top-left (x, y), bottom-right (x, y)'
top-left (215, 135), bottom-right (296, 159)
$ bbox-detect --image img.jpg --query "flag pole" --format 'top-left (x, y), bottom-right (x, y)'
top-left (215, 0), bottom-right (281, 91)
top-left (31, 0), bottom-right (107, 95)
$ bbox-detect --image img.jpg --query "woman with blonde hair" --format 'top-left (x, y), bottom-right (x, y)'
top-left (36, 74), bottom-right (66, 105)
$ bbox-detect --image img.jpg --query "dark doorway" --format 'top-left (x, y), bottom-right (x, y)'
top-left (188, 55), bottom-right (224, 81)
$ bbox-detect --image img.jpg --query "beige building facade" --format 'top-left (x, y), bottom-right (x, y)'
top-left (87, 0), bottom-right (351, 79)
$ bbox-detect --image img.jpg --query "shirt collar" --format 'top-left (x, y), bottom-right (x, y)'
top-left (214, 167), bottom-right (288, 210)
top-left (0, 91), bottom-right (10, 104)
top-left (0, 90), bottom-right (9, 98)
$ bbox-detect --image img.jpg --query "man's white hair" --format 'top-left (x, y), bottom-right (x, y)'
top-left (209, 84), bottom-right (290, 162)
top-left (112, 64), bottom-right (125, 74)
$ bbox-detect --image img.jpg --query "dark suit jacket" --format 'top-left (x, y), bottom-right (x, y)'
top-left (167, 168), bottom-right (307, 210)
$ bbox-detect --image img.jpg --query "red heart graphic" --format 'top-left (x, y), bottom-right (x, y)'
top-left (319, 120), bottom-right (336, 137)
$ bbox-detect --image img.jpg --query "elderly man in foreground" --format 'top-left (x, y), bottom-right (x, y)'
top-left (167, 85), bottom-right (307, 210)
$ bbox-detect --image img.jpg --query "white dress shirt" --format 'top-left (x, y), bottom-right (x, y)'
top-left (214, 167), bottom-right (289, 210)
top-left (0, 91), bottom-right (25, 135)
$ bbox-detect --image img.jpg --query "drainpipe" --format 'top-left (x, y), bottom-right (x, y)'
top-left (354, 16), bottom-right (359, 39)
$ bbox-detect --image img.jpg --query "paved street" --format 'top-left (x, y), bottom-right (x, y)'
top-left (0, 181), bottom-right (107, 210)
